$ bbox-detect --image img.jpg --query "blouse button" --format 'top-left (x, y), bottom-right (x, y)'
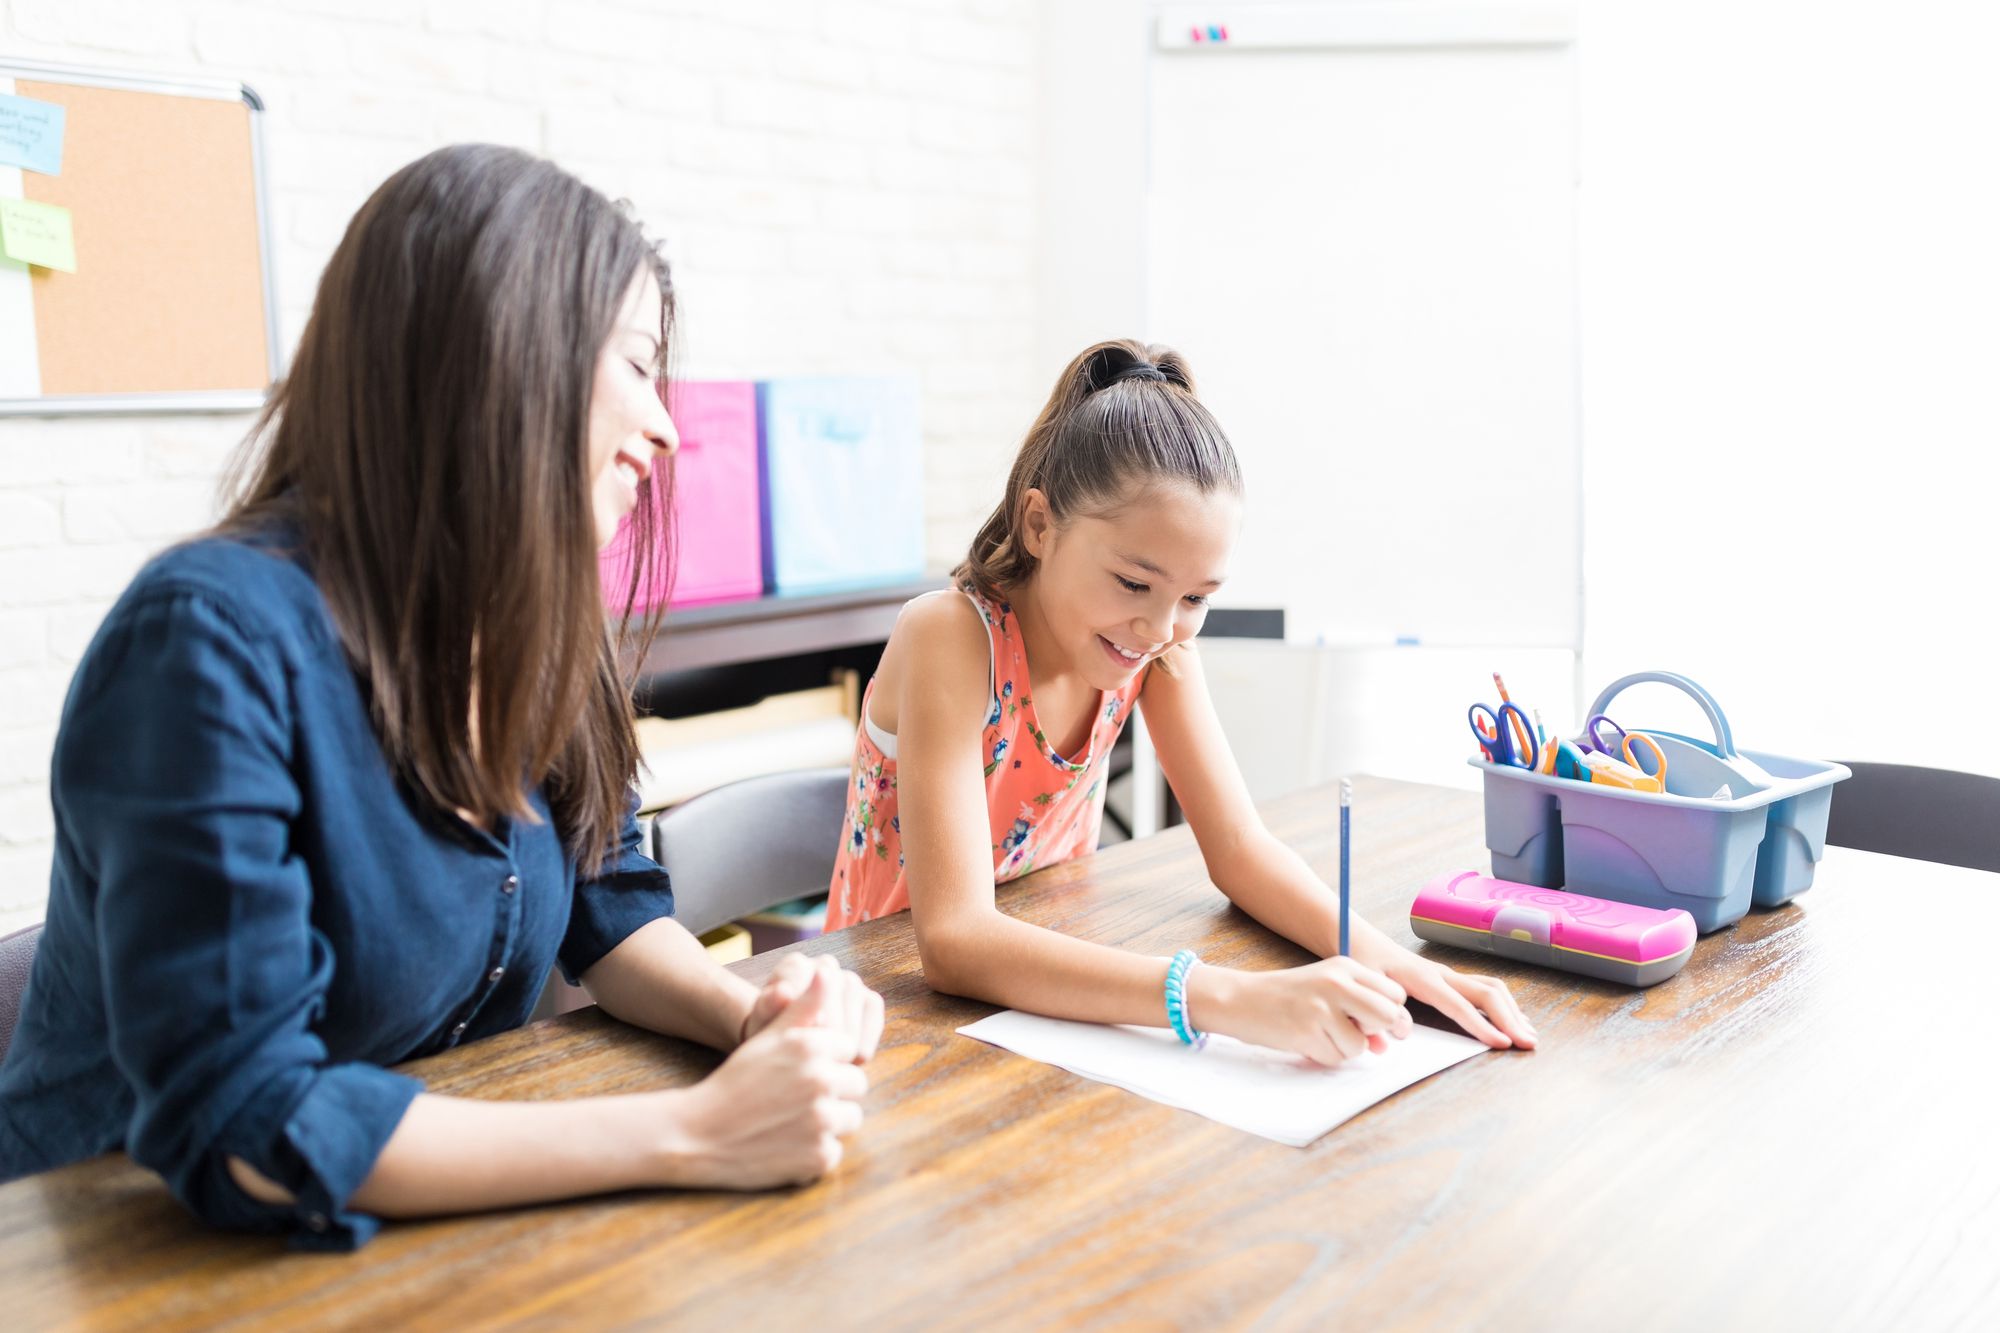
top-left (488, 966), bottom-right (505, 983)
top-left (502, 874), bottom-right (518, 894)
top-left (305, 1212), bottom-right (329, 1233)
top-left (451, 1021), bottom-right (468, 1038)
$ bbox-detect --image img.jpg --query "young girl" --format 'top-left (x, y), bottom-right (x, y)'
top-left (827, 340), bottom-right (1536, 1064)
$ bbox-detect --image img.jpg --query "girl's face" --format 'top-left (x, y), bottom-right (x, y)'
top-left (587, 270), bottom-right (679, 549)
top-left (1022, 481), bottom-right (1242, 691)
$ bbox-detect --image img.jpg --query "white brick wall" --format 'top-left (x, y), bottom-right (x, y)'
top-left (0, 0), bottom-right (1043, 930)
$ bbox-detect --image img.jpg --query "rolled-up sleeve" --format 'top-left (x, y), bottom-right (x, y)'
top-left (559, 788), bottom-right (675, 982)
top-left (56, 588), bottom-right (419, 1250)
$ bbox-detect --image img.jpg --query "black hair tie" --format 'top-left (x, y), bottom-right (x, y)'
top-left (1112, 362), bottom-right (1167, 385)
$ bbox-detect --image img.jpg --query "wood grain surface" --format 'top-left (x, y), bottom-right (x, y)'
top-left (2, 777), bottom-right (1994, 1331)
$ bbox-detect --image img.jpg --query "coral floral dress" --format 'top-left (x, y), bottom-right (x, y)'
top-left (825, 587), bottom-right (1146, 929)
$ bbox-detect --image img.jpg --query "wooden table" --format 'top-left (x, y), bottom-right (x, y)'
top-left (4, 778), bottom-right (1995, 1330)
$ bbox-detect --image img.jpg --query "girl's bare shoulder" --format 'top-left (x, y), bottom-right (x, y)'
top-left (874, 590), bottom-right (992, 734)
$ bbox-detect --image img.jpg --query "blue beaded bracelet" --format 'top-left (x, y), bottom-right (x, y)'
top-left (1165, 949), bottom-right (1207, 1049)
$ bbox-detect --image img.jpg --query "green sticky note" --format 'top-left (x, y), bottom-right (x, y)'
top-left (0, 197), bottom-right (77, 273)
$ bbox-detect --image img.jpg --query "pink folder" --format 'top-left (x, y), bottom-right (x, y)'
top-left (600, 380), bottom-right (763, 611)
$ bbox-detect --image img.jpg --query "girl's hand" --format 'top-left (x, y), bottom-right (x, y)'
top-left (1344, 917), bottom-right (1537, 1049)
top-left (657, 969), bottom-right (870, 1190)
top-left (1190, 958), bottom-right (1414, 1066)
top-left (738, 953), bottom-right (885, 1064)
top-left (1372, 947), bottom-right (1539, 1050)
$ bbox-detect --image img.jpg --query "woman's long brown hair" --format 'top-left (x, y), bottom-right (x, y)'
top-left (222, 144), bottom-right (674, 875)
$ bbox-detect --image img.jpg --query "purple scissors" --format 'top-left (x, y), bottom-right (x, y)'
top-left (1581, 713), bottom-right (1629, 756)
top-left (1581, 713), bottom-right (1667, 781)
top-left (1470, 701), bottom-right (1539, 770)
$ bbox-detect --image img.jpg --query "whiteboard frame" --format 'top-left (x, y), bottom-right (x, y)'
top-left (1152, 1), bottom-right (1576, 51)
top-left (1141, 10), bottom-right (1583, 654)
top-left (1141, 0), bottom-right (1584, 679)
top-left (0, 57), bottom-right (280, 417)
top-left (1038, 1), bottom-right (1588, 824)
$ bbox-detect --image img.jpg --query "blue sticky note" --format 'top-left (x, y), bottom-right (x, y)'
top-left (0, 95), bottom-right (66, 176)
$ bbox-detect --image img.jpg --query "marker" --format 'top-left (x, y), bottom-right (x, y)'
top-left (1339, 778), bottom-right (1352, 957)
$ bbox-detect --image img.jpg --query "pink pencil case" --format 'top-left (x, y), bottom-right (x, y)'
top-left (1410, 870), bottom-right (1696, 987)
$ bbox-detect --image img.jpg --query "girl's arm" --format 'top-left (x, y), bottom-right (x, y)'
top-left (231, 967), bottom-right (867, 1215)
top-left (893, 598), bottom-right (1408, 1066)
top-left (1138, 642), bottom-right (1536, 1050)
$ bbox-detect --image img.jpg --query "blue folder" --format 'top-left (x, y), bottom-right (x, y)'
top-left (757, 376), bottom-right (925, 594)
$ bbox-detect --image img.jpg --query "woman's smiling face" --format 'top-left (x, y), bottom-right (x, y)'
top-left (586, 269), bottom-right (678, 549)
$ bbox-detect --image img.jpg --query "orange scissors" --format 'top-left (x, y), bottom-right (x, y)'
top-left (1579, 714), bottom-right (1667, 793)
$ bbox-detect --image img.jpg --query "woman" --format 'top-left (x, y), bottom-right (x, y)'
top-left (0, 145), bottom-right (881, 1249)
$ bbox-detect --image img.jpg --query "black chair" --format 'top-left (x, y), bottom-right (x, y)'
top-left (0, 923), bottom-right (42, 1062)
top-left (1825, 762), bottom-right (2000, 872)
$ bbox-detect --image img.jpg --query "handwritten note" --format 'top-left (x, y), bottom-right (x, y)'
top-left (957, 1011), bottom-right (1490, 1147)
top-left (0, 198), bottom-right (77, 273)
top-left (0, 95), bottom-right (65, 176)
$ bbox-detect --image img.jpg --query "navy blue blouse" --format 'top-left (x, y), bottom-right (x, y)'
top-left (0, 526), bottom-right (675, 1249)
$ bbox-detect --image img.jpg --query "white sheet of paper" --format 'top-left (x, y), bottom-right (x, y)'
top-left (956, 1011), bottom-right (1489, 1147)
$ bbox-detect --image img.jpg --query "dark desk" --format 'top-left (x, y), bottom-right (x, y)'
top-left (3, 778), bottom-right (1994, 1329)
top-left (633, 578), bottom-right (943, 677)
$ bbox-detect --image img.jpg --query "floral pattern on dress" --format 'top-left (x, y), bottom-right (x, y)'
top-left (846, 758), bottom-right (898, 862)
top-left (999, 805), bottom-right (1034, 857)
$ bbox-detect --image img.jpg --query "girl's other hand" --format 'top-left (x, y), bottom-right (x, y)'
top-left (1190, 957), bottom-right (1414, 1067)
top-left (1378, 951), bottom-right (1539, 1050)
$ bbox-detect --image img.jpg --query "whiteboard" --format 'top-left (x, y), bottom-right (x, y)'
top-left (1144, 7), bottom-right (1580, 649)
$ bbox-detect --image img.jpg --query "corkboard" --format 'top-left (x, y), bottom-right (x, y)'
top-left (5, 71), bottom-right (271, 405)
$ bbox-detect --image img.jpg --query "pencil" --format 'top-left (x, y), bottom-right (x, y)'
top-left (1339, 778), bottom-right (1352, 957)
top-left (1492, 671), bottom-right (1533, 759)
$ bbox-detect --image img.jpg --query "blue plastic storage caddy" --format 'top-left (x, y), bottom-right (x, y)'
top-left (1473, 672), bottom-right (1849, 933)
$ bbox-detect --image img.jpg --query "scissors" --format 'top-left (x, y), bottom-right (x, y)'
top-left (1469, 701), bottom-right (1539, 770)
top-left (1578, 713), bottom-right (1668, 788)
top-left (1472, 710), bottom-right (1498, 760)
top-left (1581, 713), bottom-right (1628, 755)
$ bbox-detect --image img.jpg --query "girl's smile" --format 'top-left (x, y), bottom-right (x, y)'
top-left (1096, 634), bottom-right (1159, 670)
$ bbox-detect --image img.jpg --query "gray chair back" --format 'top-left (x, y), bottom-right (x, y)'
top-left (1826, 762), bottom-right (2000, 872)
top-left (652, 767), bottom-right (852, 937)
top-left (0, 923), bottom-right (42, 1063)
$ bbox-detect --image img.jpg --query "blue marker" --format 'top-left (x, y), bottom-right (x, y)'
top-left (1338, 778), bottom-right (1352, 957)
